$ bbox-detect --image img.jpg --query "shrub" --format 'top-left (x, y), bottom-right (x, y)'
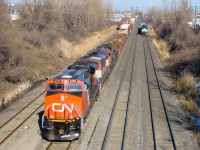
top-left (175, 73), bottom-right (197, 98)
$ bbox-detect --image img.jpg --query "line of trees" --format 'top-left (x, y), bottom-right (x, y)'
top-left (147, 0), bottom-right (200, 52)
top-left (17, 0), bottom-right (113, 45)
top-left (146, 0), bottom-right (200, 97)
top-left (0, 0), bottom-right (113, 83)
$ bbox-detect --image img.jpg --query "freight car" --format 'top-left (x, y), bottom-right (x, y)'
top-left (42, 65), bottom-right (98, 141)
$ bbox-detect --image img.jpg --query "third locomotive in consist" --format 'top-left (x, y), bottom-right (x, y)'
top-left (41, 22), bottom-right (133, 141)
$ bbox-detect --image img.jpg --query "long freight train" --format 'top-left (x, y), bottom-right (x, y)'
top-left (41, 25), bottom-right (132, 141)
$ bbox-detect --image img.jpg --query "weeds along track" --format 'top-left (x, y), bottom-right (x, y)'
top-left (101, 31), bottom-right (137, 150)
top-left (142, 35), bottom-right (177, 150)
top-left (0, 31), bottom-right (119, 146)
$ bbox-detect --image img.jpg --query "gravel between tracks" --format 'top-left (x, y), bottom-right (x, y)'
top-left (147, 36), bottom-right (199, 149)
top-left (0, 21), bottom-right (199, 150)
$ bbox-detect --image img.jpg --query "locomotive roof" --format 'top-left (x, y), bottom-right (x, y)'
top-left (56, 68), bottom-right (90, 85)
top-left (69, 60), bottom-right (99, 70)
top-left (80, 55), bottom-right (102, 61)
top-left (98, 44), bottom-right (117, 52)
top-left (86, 49), bottom-right (108, 59)
top-left (141, 23), bottom-right (148, 28)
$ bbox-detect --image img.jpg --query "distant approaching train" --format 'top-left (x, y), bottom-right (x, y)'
top-left (41, 39), bottom-right (128, 141)
top-left (141, 23), bottom-right (148, 35)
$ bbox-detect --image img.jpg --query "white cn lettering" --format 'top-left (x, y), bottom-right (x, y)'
top-left (52, 103), bottom-right (74, 113)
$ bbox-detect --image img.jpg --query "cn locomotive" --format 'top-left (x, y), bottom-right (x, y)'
top-left (41, 30), bottom-right (130, 141)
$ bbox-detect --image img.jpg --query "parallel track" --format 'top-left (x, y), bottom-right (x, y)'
top-left (0, 91), bottom-right (45, 129)
top-left (0, 31), bottom-right (118, 146)
top-left (101, 31), bottom-right (137, 150)
top-left (0, 103), bottom-right (44, 145)
top-left (142, 35), bottom-right (177, 150)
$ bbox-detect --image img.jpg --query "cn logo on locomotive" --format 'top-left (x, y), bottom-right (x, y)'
top-left (52, 103), bottom-right (74, 113)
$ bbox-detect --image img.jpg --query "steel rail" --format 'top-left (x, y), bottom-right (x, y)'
top-left (142, 35), bottom-right (157, 150)
top-left (121, 34), bottom-right (137, 150)
top-left (101, 41), bottom-right (130, 150)
top-left (46, 142), bottom-right (53, 150)
top-left (145, 36), bottom-right (177, 150)
top-left (46, 141), bottom-right (71, 150)
top-left (0, 103), bottom-right (43, 145)
top-left (0, 91), bottom-right (45, 129)
top-left (101, 33), bottom-right (137, 150)
top-left (0, 30), bottom-right (118, 146)
top-left (44, 29), bottom-right (118, 150)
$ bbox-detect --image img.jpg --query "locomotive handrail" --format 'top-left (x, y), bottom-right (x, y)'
top-left (42, 104), bottom-right (51, 128)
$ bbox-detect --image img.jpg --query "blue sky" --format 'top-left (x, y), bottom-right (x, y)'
top-left (111, 0), bottom-right (200, 10)
top-left (111, 0), bottom-right (163, 10)
top-left (9, 0), bottom-right (200, 11)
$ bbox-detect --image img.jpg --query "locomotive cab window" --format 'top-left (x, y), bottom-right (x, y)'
top-left (48, 84), bottom-right (64, 90)
top-left (66, 84), bottom-right (82, 91)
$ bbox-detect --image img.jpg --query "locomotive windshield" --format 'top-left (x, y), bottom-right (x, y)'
top-left (66, 84), bottom-right (82, 91)
top-left (48, 84), bottom-right (64, 90)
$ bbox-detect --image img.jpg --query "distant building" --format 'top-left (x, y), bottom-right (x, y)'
top-left (9, 9), bottom-right (19, 21)
top-left (111, 14), bottom-right (125, 22)
top-left (8, 3), bottom-right (20, 21)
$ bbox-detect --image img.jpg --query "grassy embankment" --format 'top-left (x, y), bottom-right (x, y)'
top-left (0, 25), bottom-right (117, 111)
top-left (148, 25), bottom-right (200, 115)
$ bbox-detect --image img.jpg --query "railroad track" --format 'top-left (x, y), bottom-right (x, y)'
top-left (101, 29), bottom-right (137, 150)
top-left (0, 91), bottom-right (45, 145)
top-left (46, 141), bottom-right (71, 150)
top-left (0, 91), bottom-right (45, 129)
top-left (0, 31), bottom-right (118, 147)
top-left (142, 35), bottom-right (177, 150)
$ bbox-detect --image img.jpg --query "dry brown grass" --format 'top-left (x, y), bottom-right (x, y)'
top-left (0, 81), bottom-right (31, 111)
top-left (167, 48), bottom-right (199, 68)
top-left (150, 25), bottom-right (200, 115)
top-left (57, 25), bottom-right (117, 59)
top-left (148, 25), bottom-right (169, 60)
top-left (0, 25), bottom-right (117, 111)
top-left (175, 73), bottom-right (197, 98)
top-left (179, 95), bottom-right (200, 114)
